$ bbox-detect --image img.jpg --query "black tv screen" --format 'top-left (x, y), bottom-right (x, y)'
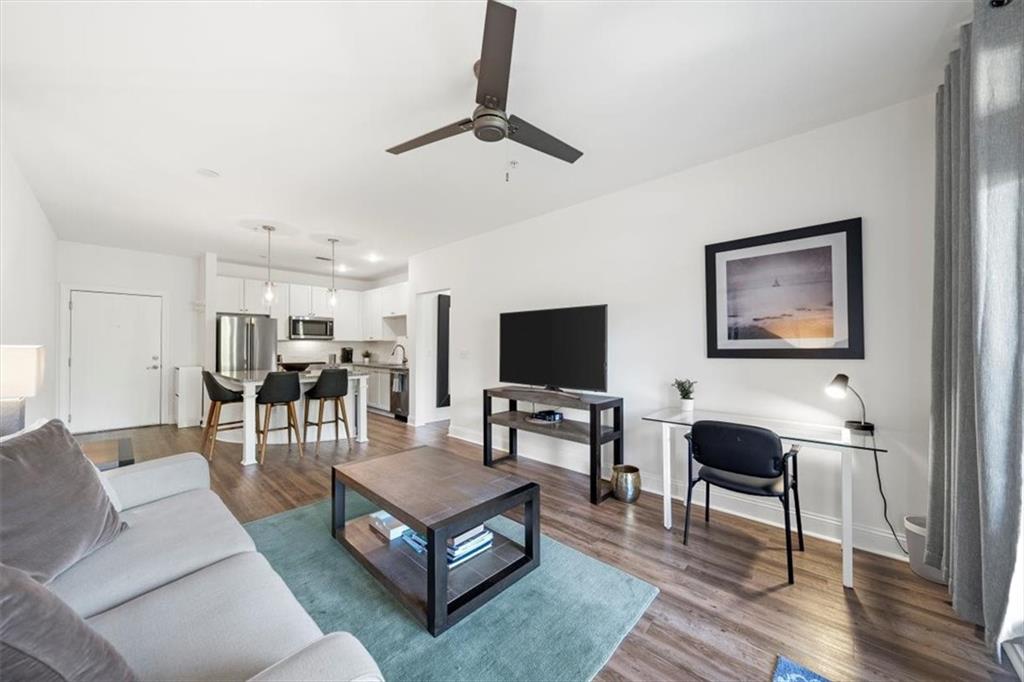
top-left (499, 305), bottom-right (607, 392)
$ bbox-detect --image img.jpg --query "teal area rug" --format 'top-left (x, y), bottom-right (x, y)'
top-left (245, 496), bottom-right (658, 681)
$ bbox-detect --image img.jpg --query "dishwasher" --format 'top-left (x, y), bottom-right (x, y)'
top-left (389, 369), bottom-right (409, 422)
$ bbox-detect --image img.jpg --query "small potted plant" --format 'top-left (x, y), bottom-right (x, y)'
top-left (361, 349), bottom-right (372, 365)
top-left (673, 379), bottom-right (697, 412)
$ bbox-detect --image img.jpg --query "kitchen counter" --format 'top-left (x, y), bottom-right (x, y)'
top-left (214, 369), bottom-right (369, 465)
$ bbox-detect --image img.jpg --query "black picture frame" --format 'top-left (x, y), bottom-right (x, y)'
top-left (705, 218), bottom-right (864, 359)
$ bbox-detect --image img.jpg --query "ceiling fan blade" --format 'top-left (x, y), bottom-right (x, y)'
top-left (386, 118), bottom-right (474, 155)
top-left (475, 0), bottom-right (516, 111)
top-left (507, 115), bottom-right (583, 164)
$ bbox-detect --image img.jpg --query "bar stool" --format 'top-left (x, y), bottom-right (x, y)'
top-left (303, 368), bottom-right (353, 453)
top-left (201, 371), bottom-right (244, 461)
top-left (256, 371), bottom-right (304, 464)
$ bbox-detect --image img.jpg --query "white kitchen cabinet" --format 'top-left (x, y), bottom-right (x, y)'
top-left (242, 279), bottom-right (267, 313)
top-left (270, 290), bottom-right (290, 340)
top-left (310, 286), bottom-right (333, 318)
top-left (361, 289), bottom-right (383, 340)
top-left (333, 289), bottom-right (362, 340)
top-left (214, 276), bottom-right (244, 314)
top-left (289, 284), bottom-right (312, 317)
top-left (366, 368), bottom-right (391, 411)
top-left (380, 282), bottom-right (409, 318)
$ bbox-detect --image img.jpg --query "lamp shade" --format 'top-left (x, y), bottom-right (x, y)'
top-left (825, 373), bottom-right (849, 399)
top-left (0, 345), bottom-right (45, 399)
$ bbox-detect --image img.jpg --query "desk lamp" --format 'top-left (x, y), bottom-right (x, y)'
top-left (825, 373), bottom-right (874, 433)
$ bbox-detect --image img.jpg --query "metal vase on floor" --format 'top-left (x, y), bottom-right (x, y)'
top-left (611, 464), bottom-right (642, 503)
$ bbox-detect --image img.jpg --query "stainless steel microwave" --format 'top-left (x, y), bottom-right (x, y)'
top-left (289, 316), bottom-right (334, 340)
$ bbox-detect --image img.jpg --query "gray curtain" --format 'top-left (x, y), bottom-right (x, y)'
top-left (926, 0), bottom-right (1023, 653)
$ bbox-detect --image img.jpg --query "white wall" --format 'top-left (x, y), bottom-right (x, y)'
top-left (0, 141), bottom-right (58, 422)
top-left (56, 241), bottom-right (202, 424)
top-left (409, 96), bottom-right (935, 558)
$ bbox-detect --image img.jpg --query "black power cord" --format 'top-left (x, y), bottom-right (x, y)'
top-left (871, 434), bottom-right (908, 554)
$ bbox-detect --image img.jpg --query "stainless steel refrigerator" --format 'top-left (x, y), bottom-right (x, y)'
top-left (216, 314), bottom-right (277, 372)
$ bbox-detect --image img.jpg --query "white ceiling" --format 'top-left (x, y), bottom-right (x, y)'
top-left (1, 1), bottom-right (969, 280)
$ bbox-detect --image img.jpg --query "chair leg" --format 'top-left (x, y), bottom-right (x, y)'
top-left (201, 401), bottom-right (216, 457)
top-left (339, 396), bottom-right (352, 446)
top-left (287, 405), bottom-right (292, 446)
top-left (782, 492), bottom-right (794, 584)
top-left (704, 483), bottom-right (710, 523)
top-left (315, 398), bottom-right (325, 454)
top-left (683, 480), bottom-right (696, 545)
top-left (208, 402), bottom-right (223, 461)
top-left (793, 482), bottom-right (805, 551)
top-left (334, 398), bottom-right (341, 438)
top-left (303, 397), bottom-right (311, 442)
top-left (258, 404), bottom-right (272, 465)
top-left (288, 402), bottom-right (304, 456)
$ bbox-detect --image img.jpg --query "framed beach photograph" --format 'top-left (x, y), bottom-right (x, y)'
top-left (704, 218), bottom-right (864, 359)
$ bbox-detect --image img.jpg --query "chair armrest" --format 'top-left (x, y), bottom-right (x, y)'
top-left (101, 453), bottom-right (210, 510)
top-left (248, 633), bottom-right (383, 682)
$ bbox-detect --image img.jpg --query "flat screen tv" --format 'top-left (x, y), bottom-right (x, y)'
top-left (499, 304), bottom-right (607, 392)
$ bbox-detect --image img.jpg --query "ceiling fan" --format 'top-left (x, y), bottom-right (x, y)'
top-left (386, 0), bottom-right (583, 164)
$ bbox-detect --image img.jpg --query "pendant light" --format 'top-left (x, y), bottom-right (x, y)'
top-left (261, 225), bottom-right (276, 303)
top-left (327, 238), bottom-right (339, 307)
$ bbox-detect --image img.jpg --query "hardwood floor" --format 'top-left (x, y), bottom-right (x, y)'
top-left (79, 416), bottom-right (1013, 682)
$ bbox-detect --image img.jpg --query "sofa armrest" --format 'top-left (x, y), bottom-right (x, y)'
top-left (248, 633), bottom-right (383, 682)
top-left (101, 453), bottom-right (210, 510)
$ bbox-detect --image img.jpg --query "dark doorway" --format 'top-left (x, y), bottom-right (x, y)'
top-left (436, 294), bottom-right (451, 408)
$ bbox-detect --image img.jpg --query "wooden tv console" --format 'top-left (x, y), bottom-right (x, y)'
top-left (482, 386), bottom-right (624, 504)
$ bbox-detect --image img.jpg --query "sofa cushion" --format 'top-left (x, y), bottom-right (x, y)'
top-left (49, 488), bottom-right (255, 618)
top-left (87, 552), bottom-right (323, 681)
top-left (248, 633), bottom-right (383, 682)
top-left (0, 419), bottom-right (125, 583)
top-left (0, 563), bottom-right (136, 682)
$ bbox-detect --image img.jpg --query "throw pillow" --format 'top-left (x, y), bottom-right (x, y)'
top-left (0, 563), bottom-right (136, 681)
top-left (0, 420), bottom-right (125, 582)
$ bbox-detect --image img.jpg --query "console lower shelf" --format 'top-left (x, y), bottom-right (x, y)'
top-left (488, 410), bottom-right (619, 445)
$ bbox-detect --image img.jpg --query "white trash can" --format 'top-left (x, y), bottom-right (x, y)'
top-left (904, 515), bottom-right (946, 584)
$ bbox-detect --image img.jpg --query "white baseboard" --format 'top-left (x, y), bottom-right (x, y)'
top-left (448, 425), bottom-right (908, 562)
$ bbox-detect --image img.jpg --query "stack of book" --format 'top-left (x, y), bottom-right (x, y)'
top-left (401, 525), bottom-right (494, 568)
top-left (369, 511), bottom-right (408, 542)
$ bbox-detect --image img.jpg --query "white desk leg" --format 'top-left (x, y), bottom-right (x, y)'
top-left (841, 449), bottom-right (854, 588)
top-left (356, 377), bottom-right (369, 443)
top-left (662, 423), bottom-right (673, 529)
top-left (240, 384), bottom-right (257, 466)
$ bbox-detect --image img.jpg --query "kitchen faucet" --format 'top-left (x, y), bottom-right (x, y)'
top-left (391, 343), bottom-right (408, 365)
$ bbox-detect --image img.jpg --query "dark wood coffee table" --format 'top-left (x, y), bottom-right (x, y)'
top-left (331, 446), bottom-right (540, 636)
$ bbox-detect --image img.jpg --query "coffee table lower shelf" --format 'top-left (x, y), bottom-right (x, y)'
top-left (337, 515), bottom-right (533, 633)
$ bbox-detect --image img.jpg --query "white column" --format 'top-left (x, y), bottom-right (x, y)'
top-left (662, 422), bottom-right (673, 529)
top-left (841, 449), bottom-right (854, 588)
top-left (240, 383), bottom-right (257, 466)
top-left (356, 375), bottom-right (369, 443)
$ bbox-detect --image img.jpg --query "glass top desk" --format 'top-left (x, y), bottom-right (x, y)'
top-left (642, 408), bottom-right (887, 589)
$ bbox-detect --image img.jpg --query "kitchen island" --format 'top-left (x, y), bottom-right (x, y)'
top-left (214, 369), bottom-right (369, 466)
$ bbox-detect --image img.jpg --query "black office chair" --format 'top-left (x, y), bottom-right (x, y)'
top-left (683, 420), bottom-right (804, 584)
top-left (201, 371), bottom-right (244, 461)
top-left (256, 372), bottom-right (304, 464)
top-left (304, 369), bottom-right (352, 453)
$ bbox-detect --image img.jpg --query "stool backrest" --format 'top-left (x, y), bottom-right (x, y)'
top-left (203, 370), bottom-right (240, 403)
top-left (257, 371), bottom-right (301, 404)
top-left (689, 420), bottom-right (783, 478)
top-left (308, 368), bottom-right (349, 399)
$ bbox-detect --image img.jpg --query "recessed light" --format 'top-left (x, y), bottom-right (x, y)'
top-left (336, 263), bottom-right (349, 273)
top-left (365, 253), bottom-right (382, 263)
top-left (196, 168), bottom-right (220, 178)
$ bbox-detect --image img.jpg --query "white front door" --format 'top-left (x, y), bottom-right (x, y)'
top-left (69, 290), bottom-right (162, 433)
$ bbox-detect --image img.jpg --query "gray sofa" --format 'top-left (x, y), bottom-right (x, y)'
top-left (49, 452), bottom-right (383, 682)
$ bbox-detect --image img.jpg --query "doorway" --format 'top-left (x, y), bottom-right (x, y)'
top-left (68, 290), bottom-right (162, 433)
